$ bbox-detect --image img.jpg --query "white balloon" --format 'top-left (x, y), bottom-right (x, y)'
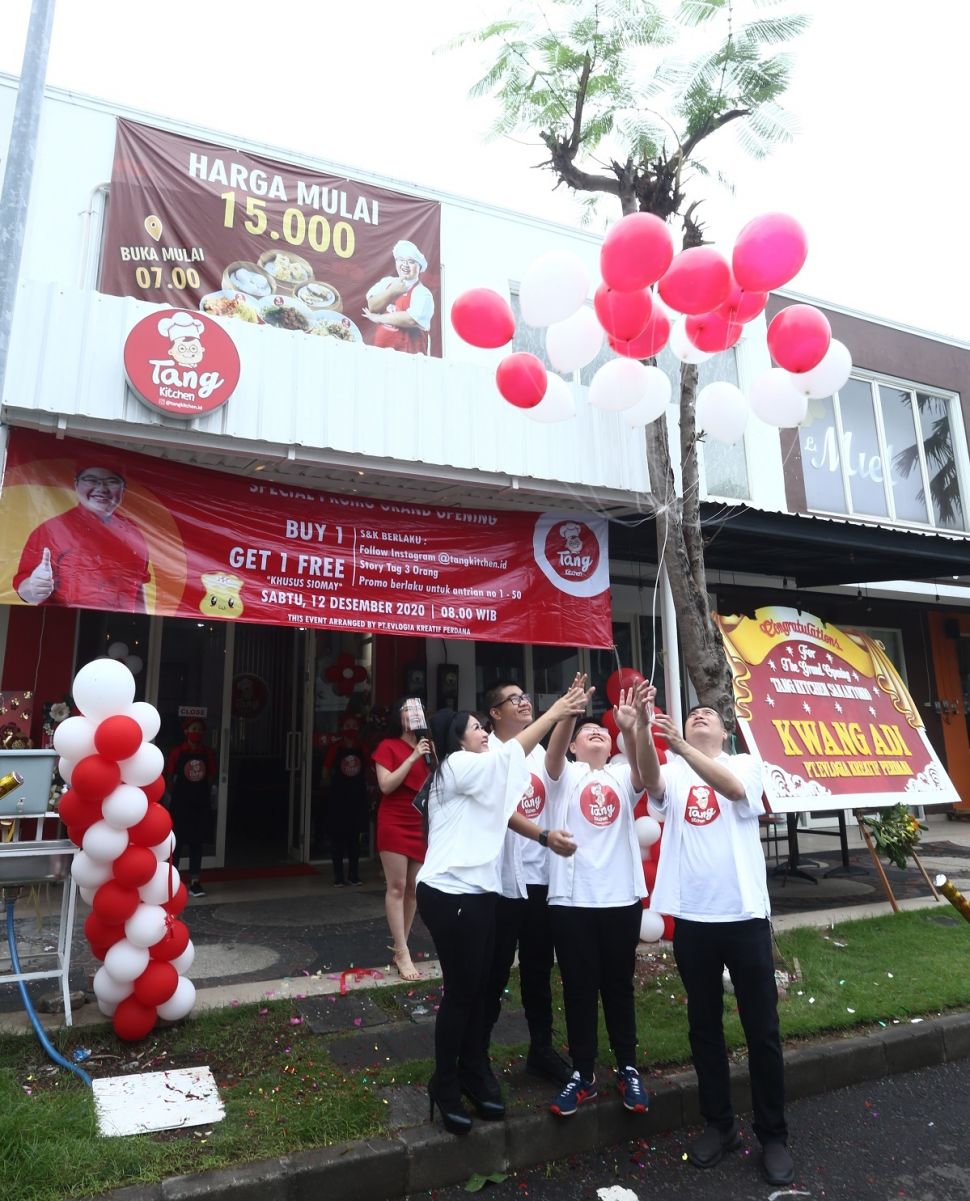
top-left (58, 758), bottom-right (74, 786)
top-left (749, 368), bottom-right (808, 428)
top-left (156, 975), bottom-right (196, 1022)
top-left (71, 850), bottom-right (114, 888)
top-left (107, 642), bottom-right (129, 660)
top-left (170, 940), bottom-right (196, 976)
top-left (93, 964), bottom-right (134, 1004)
top-left (104, 938), bottom-right (150, 982)
top-left (52, 716), bottom-right (97, 761)
top-left (102, 783), bottom-right (149, 830)
top-left (151, 832), bottom-right (177, 861)
top-left (124, 702), bottom-right (161, 742)
top-left (794, 338), bottom-right (853, 399)
top-left (639, 909), bottom-right (665, 943)
top-left (125, 655), bottom-right (144, 676)
top-left (589, 358), bottom-right (649, 412)
top-left (520, 251), bottom-right (591, 327)
top-left (696, 381), bottom-right (750, 445)
top-left (635, 815), bottom-right (662, 849)
top-left (140, 859), bottom-right (182, 905)
top-left (97, 999), bottom-right (119, 1017)
top-left (125, 903), bottom-right (169, 949)
top-left (119, 743), bottom-right (164, 788)
top-left (545, 306), bottom-right (604, 373)
top-left (622, 366), bottom-right (671, 427)
top-left (78, 884), bottom-right (97, 905)
top-left (669, 319), bottom-right (712, 365)
top-left (72, 659), bottom-right (136, 721)
top-left (82, 819), bottom-right (130, 864)
top-left (524, 372), bottom-right (577, 423)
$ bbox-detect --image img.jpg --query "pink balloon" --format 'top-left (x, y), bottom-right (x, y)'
top-left (450, 288), bottom-right (515, 349)
top-left (609, 306), bottom-right (671, 359)
top-left (685, 311), bottom-right (743, 354)
top-left (658, 247), bottom-right (732, 315)
top-left (600, 213), bottom-right (674, 292)
top-left (713, 275), bottom-right (768, 324)
top-left (495, 353), bottom-right (547, 409)
top-left (733, 213), bottom-right (808, 293)
top-left (767, 305), bottom-right (832, 374)
top-left (594, 284), bottom-right (653, 341)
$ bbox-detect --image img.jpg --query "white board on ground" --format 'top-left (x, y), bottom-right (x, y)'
top-left (93, 1066), bottom-right (224, 1137)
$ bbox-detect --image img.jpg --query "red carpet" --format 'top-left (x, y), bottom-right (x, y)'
top-left (200, 864), bottom-right (320, 882)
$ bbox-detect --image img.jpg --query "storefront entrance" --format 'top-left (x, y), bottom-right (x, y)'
top-left (928, 613), bottom-right (970, 812)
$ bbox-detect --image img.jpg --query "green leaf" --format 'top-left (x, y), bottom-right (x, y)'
top-left (465, 1172), bottom-right (508, 1192)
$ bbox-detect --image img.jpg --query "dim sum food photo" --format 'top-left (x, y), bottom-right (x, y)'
top-left (257, 294), bottom-right (314, 332)
top-left (296, 281), bottom-right (342, 312)
top-left (258, 250), bottom-right (313, 292)
top-left (222, 261), bottom-right (275, 300)
top-left (200, 290), bottom-right (261, 323)
top-left (309, 313), bottom-right (362, 342)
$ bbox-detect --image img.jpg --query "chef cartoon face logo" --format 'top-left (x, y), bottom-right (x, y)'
top-left (517, 774), bottom-right (546, 820)
top-left (159, 312), bottom-right (206, 367)
top-left (579, 780), bottom-right (620, 828)
top-left (341, 753), bottom-right (363, 778)
top-left (183, 758), bottom-right (207, 784)
top-left (685, 785), bottom-right (720, 826)
top-left (541, 520), bottom-right (600, 584)
top-left (125, 307), bottom-right (240, 418)
top-left (200, 572), bottom-right (245, 618)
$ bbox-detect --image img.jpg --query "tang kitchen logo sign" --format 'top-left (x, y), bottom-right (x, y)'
top-left (124, 308), bottom-right (241, 418)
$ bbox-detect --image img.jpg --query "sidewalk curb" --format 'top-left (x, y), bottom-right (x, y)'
top-left (80, 1011), bottom-right (970, 1201)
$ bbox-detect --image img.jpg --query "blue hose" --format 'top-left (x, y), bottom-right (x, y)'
top-left (5, 898), bottom-right (92, 1088)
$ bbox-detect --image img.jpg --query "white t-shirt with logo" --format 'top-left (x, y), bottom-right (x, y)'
top-left (647, 752), bottom-right (768, 922)
top-left (491, 735), bottom-right (550, 898)
top-left (546, 761), bottom-right (647, 908)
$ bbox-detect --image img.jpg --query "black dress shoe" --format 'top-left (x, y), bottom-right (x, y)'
top-left (686, 1119), bottom-right (742, 1168)
top-left (762, 1141), bottom-right (794, 1185)
top-left (525, 1043), bottom-right (573, 1085)
top-left (428, 1079), bottom-right (472, 1136)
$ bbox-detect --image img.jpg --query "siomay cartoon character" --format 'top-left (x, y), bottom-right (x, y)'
top-left (199, 571), bottom-right (244, 617)
top-left (158, 311), bottom-right (205, 367)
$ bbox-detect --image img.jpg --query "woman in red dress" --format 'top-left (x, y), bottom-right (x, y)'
top-left (373, 700), bottom-right (431, 980)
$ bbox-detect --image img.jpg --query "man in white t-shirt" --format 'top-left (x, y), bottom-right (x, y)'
top-left (480, 679), bottom-right (574, 1086)
top-left (636, 692), bottom-right (794, 1188)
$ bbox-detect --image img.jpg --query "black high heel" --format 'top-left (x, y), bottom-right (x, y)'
top-left (428, 1080), bottom-right (472, 1136)
top-left (458, 1070), bottom-right (506, 1121)
top-left (459, 1086), bottom-right (505, 1121)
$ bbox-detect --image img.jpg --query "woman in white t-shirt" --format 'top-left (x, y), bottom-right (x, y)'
top-left (416, 688), bottom-right (586, 1136)
top-left (543, 691), bottom-right (653, 1119)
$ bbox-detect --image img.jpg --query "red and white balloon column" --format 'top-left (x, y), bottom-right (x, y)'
top-left (56, 659), bottom-right (195, 1041)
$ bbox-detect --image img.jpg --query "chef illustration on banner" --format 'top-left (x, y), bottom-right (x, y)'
top-left (362, 240), bottom-right (435, 354)
top-left (159, 312), bottom-right (206, 367)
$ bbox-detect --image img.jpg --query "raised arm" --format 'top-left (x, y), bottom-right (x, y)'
top-left (633, 684), bottom-right (665, 799)
top-left (651, 713), bottom-right (748, 801)
top-left (544, 673), bottom-right (595, 781)
top-left (514, 681), bottom-right (589, 758)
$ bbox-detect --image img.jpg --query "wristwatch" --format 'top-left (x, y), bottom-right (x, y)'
top-left (538, 830), bottom-right (549, 848)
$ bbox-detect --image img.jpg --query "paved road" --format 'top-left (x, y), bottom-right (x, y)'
top-left (412, 1059), bottom-right (970, 1201)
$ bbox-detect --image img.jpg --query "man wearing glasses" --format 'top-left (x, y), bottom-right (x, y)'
top-left (479, 680), bottom-right (574, 1086)
top-left (14, 465), bottom-right (151, 612)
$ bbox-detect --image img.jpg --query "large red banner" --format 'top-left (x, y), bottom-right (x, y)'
top-left (0, 430), bottom-right (612, 648)
top-left (98, 120), bottom-right (442, 356)
top-left (716, 605), bottom-right (959, 812)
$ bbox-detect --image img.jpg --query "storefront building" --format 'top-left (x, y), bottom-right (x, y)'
top-left (1, 78), bottom-right (969, 872)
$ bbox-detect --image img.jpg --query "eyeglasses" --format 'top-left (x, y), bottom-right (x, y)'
top-left (497, 693), bottom-right (532, 708)
top-left (77, 474), bottom-right (123, 487)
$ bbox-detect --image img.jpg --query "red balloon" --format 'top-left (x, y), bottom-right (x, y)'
top-left (162, 881), bottom-right (188, 917)
top-left (94, 715), bottom-right (143, 763)
top-left (128, 803), bottom-right (173, 848)
top-left (495, 353), bottom-right (547, 409)
top-left (450, 288), bottom-right (516, 349)
top-left (594, 284), bottom-right (653, 341)
top-left (642, 859), bottom-right (658, 890)
top-left (93, 880), bottom-right (140, 925)
top-left (113, 844), bottom-right (159, 890)
top-left (90, 943), bottom-right (110, 962)
top-left (133, 960), bottom-right (179, 1007)
top-left (605, 668), bottom-right (645, 707)
top-left (84, 910), bottom-right (125, 949)
top-left (658, 247), bottom-right (732, 315)
top-left (66, 823), bottom-right (90, 847)
top-left (601, 213), bottom-right (674, 292)
top-left (648, 836), bottom-right (663, 863)
top-left (112, 995), bottom-right (158, 1041)
top-left (714, 275), bottom-right (768, 324)
top-left (57, 788), bottom-right (101, 831)
top-left (149, 918), bottom-right (190, 961)
top-left (609, 306), bottom-right (671, 359)
top-left (72, 755), bottom-right (121, 801)
top-left (732, 212), bottom-right (808, 293)
top-left (767, 304), bottom-right (831, 374)
top-left (142, 777), bottom-right (166, 804)
top-left (662, 914), bottom-right (676, 941)
top-left (685, 312), bottom-right (743, 354)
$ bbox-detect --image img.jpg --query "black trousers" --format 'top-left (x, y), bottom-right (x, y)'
top-left (549, 901), bottom-right (642, 1080)
top-left (330, 829), bottom-right (359, 882)
top-left (483, 884), bottom-right (557, 1049)
top-left (416, 882), bottom-right (497, 1097)
top-left (673, 917), bottom-right (787, 1145)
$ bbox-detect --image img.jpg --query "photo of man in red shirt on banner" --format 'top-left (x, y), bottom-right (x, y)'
top-left (14, 465), bottom-right (152, 612)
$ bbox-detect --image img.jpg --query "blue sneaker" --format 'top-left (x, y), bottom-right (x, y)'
top-left (617, 1065), bottom-right (649, 1113)
top-left (549, 1070), bottom-right (597, 1117)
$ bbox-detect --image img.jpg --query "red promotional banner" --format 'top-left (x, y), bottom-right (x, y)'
top-left (0, 430), bottom-right (612, 648)
top-left (716, 605), bottom-right (959, 812)
top-left (98, 120), bottom-right (442, 356)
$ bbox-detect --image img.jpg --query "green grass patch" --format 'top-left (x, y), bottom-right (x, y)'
top-left (2, 908), bottom-right (968, 1201)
